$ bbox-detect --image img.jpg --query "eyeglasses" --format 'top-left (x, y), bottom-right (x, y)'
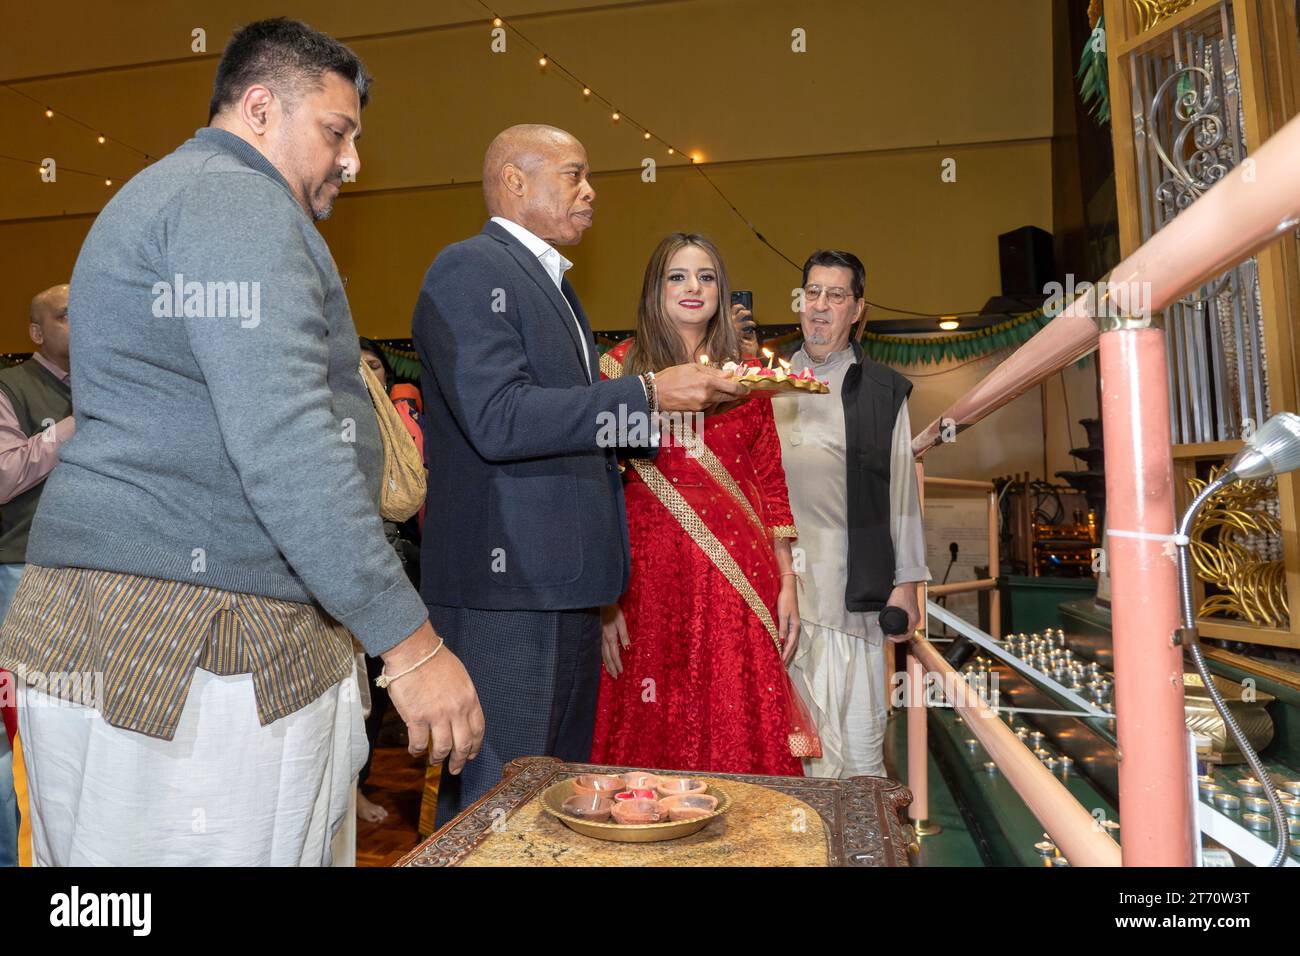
top-left (803, 285), bottom-right (855, 306)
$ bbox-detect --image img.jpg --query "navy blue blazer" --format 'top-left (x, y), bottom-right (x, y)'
top-left (412, 220), bottom-right (651, 611)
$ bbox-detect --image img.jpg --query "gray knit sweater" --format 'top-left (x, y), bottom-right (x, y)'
top-left (31, 127), bottom-right (427, 656)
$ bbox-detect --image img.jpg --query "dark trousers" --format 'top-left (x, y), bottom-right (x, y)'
top-left (358, 654), bottom-right (389, 787)
top-left (430, 603), bottom-right (601, 830)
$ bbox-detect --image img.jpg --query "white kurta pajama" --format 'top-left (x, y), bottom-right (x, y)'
top-left (775, 345), bottom-right (928, 779)
top-left (18, 668), bottom-right (366, 867)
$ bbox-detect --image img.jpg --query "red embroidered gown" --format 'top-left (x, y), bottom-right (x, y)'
top-left (592, 341), bottom-right (804, 776)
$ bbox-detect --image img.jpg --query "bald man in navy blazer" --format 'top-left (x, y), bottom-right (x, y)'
top-left (412, 124), bottom-right (745, 823)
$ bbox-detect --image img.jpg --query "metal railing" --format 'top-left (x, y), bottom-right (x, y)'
top-left (902, 107), bottom-right (1300, 866)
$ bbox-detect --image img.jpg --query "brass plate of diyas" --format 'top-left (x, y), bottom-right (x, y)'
top-left (541, 772), bottom-right (732, 843)
top-left (718, 359), bottom-right (829, 395)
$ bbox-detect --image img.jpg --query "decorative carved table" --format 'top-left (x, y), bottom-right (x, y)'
top-left (394, 756), bottom-right (914, 867)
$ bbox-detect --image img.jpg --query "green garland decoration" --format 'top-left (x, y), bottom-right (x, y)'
top-left (860, 306), bottom-right (1051, 366)
top-left (1077, 14), bottom-right (1110, 126)
top-left (375, 342), bottom-right (422, 381)
top-left (381, 307), bottom-right (1068, 376)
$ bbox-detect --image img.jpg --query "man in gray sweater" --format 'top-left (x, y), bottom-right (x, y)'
top-left (0, 18), bottom-right (482, 865)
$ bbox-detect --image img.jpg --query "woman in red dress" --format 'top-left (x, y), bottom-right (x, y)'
top-left (592, 233), bottom-right (805, 776)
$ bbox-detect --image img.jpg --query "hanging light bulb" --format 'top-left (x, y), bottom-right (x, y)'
top-left (667, 148), bottom-right (675, 155)
top-left (492, 17), bottom-right (502, 26)
top-left (582, 87), bottom-right (591, 97)
top-left (643, 131), bottom-right (651, 140)
top-left (105, 178), bottom-right (113, 186)
top-left (97, 134), bottom-right (106, 144)
top-left (611, 111), bottom-right (620, 121)
top-left (538, 54), bottom-right (548, 67)
top-left (44, 108), bottom-right (53, 118)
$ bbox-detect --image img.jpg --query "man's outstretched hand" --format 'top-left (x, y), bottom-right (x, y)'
top-left (655, 362), bottom-right (749, 412)
top-left (381, 620), bottom-right (485, 775)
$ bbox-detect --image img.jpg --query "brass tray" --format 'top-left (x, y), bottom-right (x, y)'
top-left (540, 778), bottom-right (732, 843)
top-left (733, 374), bottom-right (829, 394)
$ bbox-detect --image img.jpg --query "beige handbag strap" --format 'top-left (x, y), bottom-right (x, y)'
top-left (358, 359), bottom-right (425, 520)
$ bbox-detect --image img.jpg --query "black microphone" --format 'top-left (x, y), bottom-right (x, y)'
top-left (879, 605), bottom-right (910, 637)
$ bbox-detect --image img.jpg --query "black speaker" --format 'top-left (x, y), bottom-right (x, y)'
top-left (998, 225), bottom-right (1055, 298)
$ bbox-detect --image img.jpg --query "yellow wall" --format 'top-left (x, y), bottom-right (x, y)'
top-left (908, 352), bottom-right (1099, 484)
top-left (317, 138), bottom-right (1054, 336)
top-left (0, 0), bottom-right (1091, 481)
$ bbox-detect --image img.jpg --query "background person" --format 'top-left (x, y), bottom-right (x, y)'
top-left (0, 282), bottom-right (74, 868)
top-left (776, 249), bottom-right (929, 779)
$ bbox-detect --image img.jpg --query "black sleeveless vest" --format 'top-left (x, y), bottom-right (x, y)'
top-left (0, 358), bottom-right (73, 563)
top-left (840, 341), bottom-right (913, 612)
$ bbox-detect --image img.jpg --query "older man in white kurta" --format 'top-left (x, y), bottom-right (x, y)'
top-left (774, 250), bottom-right (928, 778)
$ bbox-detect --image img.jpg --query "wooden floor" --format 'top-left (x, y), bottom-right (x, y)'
top-left (12, 726), bottom-right (435, 868)
top-left (355, 745), bottom-right (433, 867)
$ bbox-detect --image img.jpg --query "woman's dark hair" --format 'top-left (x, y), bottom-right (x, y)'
top-left (801, 249), bottom-right (866, 300)
top-left (208, 18), bottom-right (371, 122)
top-left (358, 337), bottom-right (393, 384)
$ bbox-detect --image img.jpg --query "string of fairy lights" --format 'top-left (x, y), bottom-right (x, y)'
top-left (475, 4), bottom-right (811, 277)
top-left (1, 81), bottom-right (153, 186)
top-left (473, 4), bottom-right (990, 324)
top-left (2, 12), bottom-right (1019, 324)
top-left (477, 5), bottom-right (702, 169)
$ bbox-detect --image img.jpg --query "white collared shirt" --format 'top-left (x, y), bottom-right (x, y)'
top-left (491, 215), bottom-right (591, 380)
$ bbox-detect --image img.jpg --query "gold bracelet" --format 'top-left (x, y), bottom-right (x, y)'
top-left (374, 637), bottom-right (444, 689)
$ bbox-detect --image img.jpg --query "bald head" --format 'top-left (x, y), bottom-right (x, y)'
top-left (482, 125), bottom-right (569, 210)
top-left (29, 283), bottom-right (71, 371)
top-left (482, 124), bottom-right (595, 246)
top-left (30, 284), bottom-right (68, 324)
